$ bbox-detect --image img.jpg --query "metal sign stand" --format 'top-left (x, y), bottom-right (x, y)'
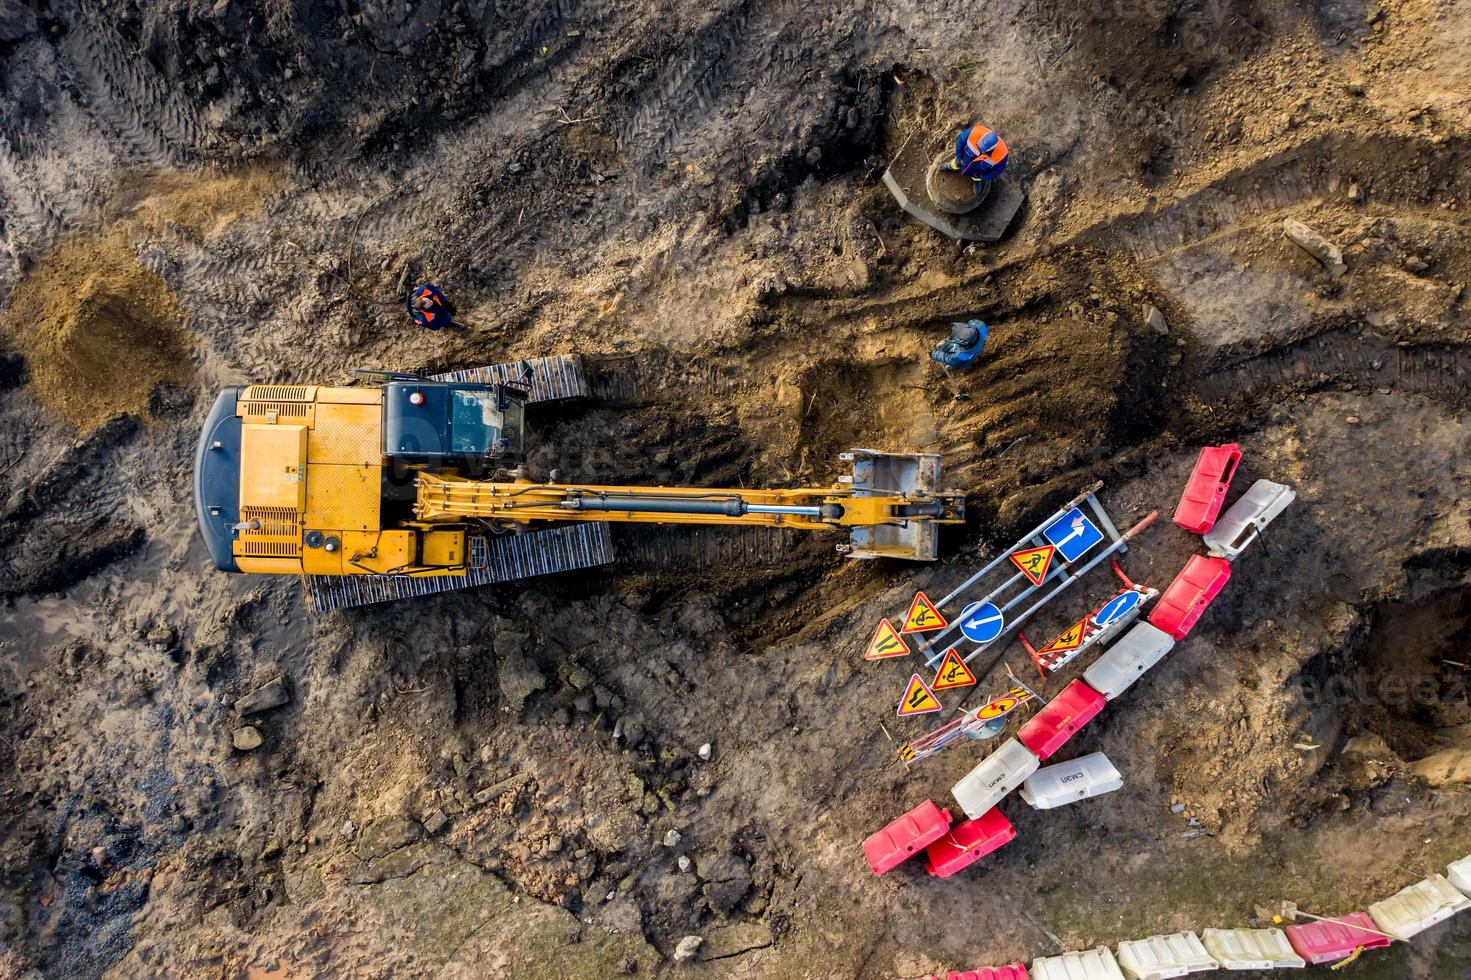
top-left (911, 483), bottom-right (1156, 669)
top-left (897, 665), bottom-right (1045, 767)
top-left (1018, 561), bottom-right (1159, 677)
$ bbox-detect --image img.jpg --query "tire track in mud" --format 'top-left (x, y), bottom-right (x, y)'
top-left (1196, 327), bottom-right (1471, 406)
top-left (1075, 134), bottom-right (1470, 261)
top-left (57, 16), bottom-right (207, 167)
top-left (615, 0), bottom-right (756, 168)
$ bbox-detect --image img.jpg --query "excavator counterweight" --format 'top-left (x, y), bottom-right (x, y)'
top-left (193, 357), bottom-right (965, 609)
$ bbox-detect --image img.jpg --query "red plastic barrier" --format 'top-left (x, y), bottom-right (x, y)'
top-left (1173, 443), bottom-right (1242, 533)
top-left (939, 965), bottom-right (1031, 980)
top-left (1016, 680), bottom-right (1107, 760)
top-left (1147, 555), bottom-right (1232, 640)
top-left (924, 806), bottom-right (1016, 878)
top-left (862, 800), bottom-right (952, 875)
top-left (1284, 911), bottom-right (1393, 964)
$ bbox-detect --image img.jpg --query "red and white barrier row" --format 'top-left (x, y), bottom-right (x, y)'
top-left (913, 854), bottom-right (1471, 977)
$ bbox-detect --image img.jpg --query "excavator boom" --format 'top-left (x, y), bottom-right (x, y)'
top-left (414, 459), bottom-right (963, 557)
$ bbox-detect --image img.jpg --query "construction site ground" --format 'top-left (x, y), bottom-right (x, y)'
top-left (1, 0), bottom-right (1469, 977)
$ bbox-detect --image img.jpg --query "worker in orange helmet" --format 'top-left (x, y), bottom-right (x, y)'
top-left (944, 124), bottom-right (1009, 184)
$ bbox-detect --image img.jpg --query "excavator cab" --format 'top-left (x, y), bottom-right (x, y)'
top-left (381, 380), bottom-right (527, 465)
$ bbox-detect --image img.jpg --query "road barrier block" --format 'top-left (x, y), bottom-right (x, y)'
top-left (1032, 946), bottom-right (1126, 980)
top-left (1115, 931), bottom-right (1217, 979)
top-left (1017, 680), bottom-right (1107, 760)
top-left (924, 965), bottom-right (1030, 980)
top-left (862, 800), bottom-right (952, 875)
top-left (952, 738), bottom-right (1040, 819)
top-left (1198, 927), bottom-right (1304, 970)
top-left (1082, 622), bottom-right (1176, 701)
top-left (924, 807), bottom-right (1016, 878)
top-left (1020, 752), bottom-right (1123, 810)
top-left (1172, 443), bottom-right (1241, 533)
top-left (1284, 911), bottom-right (1392, 964)
top-left (1447, 852), bottom-right (1471, 896)
top-left (1367, 874), bottom-right (1471, 940)
top-left (1202, 479), bottom-right (1294, 560)
top-left (1148, 555), bottom-right (1231, 641)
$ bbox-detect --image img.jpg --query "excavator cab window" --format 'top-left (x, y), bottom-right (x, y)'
top-left (449, 386), bottom-right (525, 457)
top-left (449, 389), bottom-right (504, 454)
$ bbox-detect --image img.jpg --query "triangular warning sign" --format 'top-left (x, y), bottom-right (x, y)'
top-left (896, 673), bottom-right (942, 717)
top-left (900, 591), bottom-right (948, 633)
top-left (865, 618), bottom-right (910, 661)
top-left (1037, 618), bottom-right (1087, 655)
top-left (1009, 545), bottom-right (1056, 586)
top-left (932, 648), bottom-right (977, 690)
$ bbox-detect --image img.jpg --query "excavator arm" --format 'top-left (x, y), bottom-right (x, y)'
top-left (416, 450), bottom-right (964, 560)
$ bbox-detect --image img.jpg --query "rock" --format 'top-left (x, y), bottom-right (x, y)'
top-left (421, 809), bottom-right (449, 835)
top-left (1347, 181), bottom-right (1364, 203)
top-left (340, 820), bottom-right (356, 839)
top-left (91, 846), bottom-right (108, 867)
top-left (677, 855), bottom-right (692, 873)
top-left (232, 726), bottom-right (263, 751)
top-left (236, 676), bottom-right (289, 715)
top-left (492, 629), bottom-right (530, 658)
top-left (1282, 218), bottom-right (1346, 277)
top-left (672, 935), bottom-right (703, 962)
top-left (1404, 256), bottom-right (1429, 274)
top-left (499, 651), bottom-right (545, 712)
top-left (697, 742), bottom-right (713, 761)
top-left (700, 853), bottom-right (753, 913)
top-left (1413, 749), bottom-right (1471, 786)
top-left (1144, 304), bottom-right (1170, 336)
top-left (566, 666), bottom-right (594, 690)
top-left (1170, 803), bottom-right (1186, 814)
top-left (664, 829), bottom-right (683, 848)
top-left (573, 693), bottom-right (595, 713)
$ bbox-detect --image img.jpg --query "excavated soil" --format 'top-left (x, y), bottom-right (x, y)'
top-left (0, 0), bottom-right (1469, 978)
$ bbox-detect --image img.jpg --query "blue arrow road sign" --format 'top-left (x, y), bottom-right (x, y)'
top-left (1092, 589), bottom-right (1142, 628)
top-left (957, 601), bottom-right (1005, 644)
top-left (1043, 507), bottom-right (1103, 563)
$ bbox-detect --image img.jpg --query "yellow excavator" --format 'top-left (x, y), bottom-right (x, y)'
top-left (193, 356), bottom-right (964, 611)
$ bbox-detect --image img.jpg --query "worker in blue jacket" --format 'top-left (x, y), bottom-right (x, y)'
top-left (407, 282), bottom-right (458, 330)
top-left (931, 319), bottom-right (988, 370)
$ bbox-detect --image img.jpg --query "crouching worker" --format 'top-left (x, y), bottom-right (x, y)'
top-left (930, 319), bottom-right (988, 371)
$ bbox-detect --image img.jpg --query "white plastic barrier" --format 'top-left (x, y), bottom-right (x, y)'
top-left (1202, 479), bottom-right (1294, 560)
top-left (1368, 874), bottom-right (1471, 940)
top-left (1020, 752), bottom-right (1123, 810)
top-left (1449, 853), bottom-right (1471, 896)
top-left (1199, 927), bottom-right (1304, 970)
top-left (1033, 946), bottom-right (1127, 980)
top-left (1115, 932), bottom-right (1217, 979)
top-left (1083, 622), bottom-right (1175, 701)
top-left (952, 738), bottom-right (1039, 819)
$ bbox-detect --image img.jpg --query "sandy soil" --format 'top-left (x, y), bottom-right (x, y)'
top-left (0, 0), bottom-right (1469, 977)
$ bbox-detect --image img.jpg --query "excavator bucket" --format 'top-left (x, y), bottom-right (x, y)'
top-left (840, 450), bottom-right (965, 561)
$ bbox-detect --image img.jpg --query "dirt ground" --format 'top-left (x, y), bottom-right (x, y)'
top-left (0, 0), bottom-right (1469, 977)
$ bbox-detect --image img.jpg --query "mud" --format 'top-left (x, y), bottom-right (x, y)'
top-left (0, 0), bottom-right (1469, 977)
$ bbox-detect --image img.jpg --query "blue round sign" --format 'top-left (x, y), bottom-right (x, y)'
top-left (957, 601), bottom-right (1005, 644)
top-left (1092, 590), bottom-right (1142, 628)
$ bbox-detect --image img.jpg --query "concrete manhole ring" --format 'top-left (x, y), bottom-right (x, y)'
top-left (924, 151), bottom-right (992, 215)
